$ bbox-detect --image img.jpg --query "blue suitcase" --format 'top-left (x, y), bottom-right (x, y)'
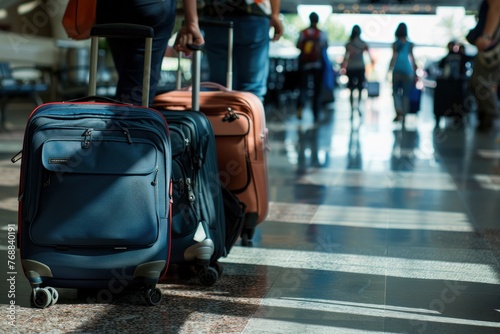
top-left (161, 110), bottom-right (226, 286)
top-left (366, 81), bottom-right (380, 97)
top-left (14, 24), bottom-right (171, 307)
top-left (158, 48), bottom-right (245, 286)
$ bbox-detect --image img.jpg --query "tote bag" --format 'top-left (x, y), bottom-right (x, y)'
top-left (62, 0), bottom-right (96, 40)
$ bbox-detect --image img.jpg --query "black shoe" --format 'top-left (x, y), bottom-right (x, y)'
top-left (393, 115), bottom-right (403, 122)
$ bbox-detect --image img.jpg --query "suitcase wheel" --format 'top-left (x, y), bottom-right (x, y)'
top-left (31, 287), bottom-right (58, 309)
top-left (144, 287), bottom-right (162, 306)
top-left (46, 287), bottom-right (59, 306)
top-left (213, 261), bottom-right (224, 277)
top-left (198, 266), bottom-right (218, 286)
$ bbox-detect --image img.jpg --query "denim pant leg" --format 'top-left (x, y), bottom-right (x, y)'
top-left (203, 27), bottom-right (230, 87)
top-left (297, 69), bottom-right (308, 109)
top-left (311, 67), bottom-right (324, 120)
top-left (392, 72), bottom-right (414, 115)
top-left (203, 16), bottom-right (270, 101)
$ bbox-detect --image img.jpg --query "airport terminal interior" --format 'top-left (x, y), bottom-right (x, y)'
top-left (1, 0), bottom-right (500, 333)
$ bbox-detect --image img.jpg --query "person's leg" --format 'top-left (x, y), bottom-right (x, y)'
top-left (392, 72), bottom-right (404, 121)
top-left (355, 71), bottom-right (364, 115)
top-left (346, 72), bottom-right (355, 113)
top-left (102, 1), bottom-right (175, 105)
top-left (349, 88), bottom-right (355, 118)
top-left (147, 4), bottom-right (176, 104)
top-left (231, 16), bottom-right (271, 101)
top-left (311, 67), bottom-right (323, 122)
top-left (401, 74), bottom-right (414, 116)
top-left (296, 67), bottom-right (308, 119)
top-left (202, 25), bottom-right (229, 87)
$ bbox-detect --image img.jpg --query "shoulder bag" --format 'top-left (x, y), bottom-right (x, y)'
top-left (62, 0), bottom-right (96, 40)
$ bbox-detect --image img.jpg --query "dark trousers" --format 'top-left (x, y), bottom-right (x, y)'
top-left (96, 0), bottom-right (176, 105)
top-left (298, 66), bottom-right (323, 121)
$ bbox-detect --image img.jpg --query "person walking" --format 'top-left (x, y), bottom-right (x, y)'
top-left (388, 22), bottom-right (417, 123)
top-left (469, 0), bottom-right (500, 132)
top-left (341, 25), bottom-right (373, 119)
top-left (96, 0), bottom-right (204, 106)
top-left (296, 12), bottom-right (329, 122)
top-left (201, 0), bottom-right (283, 102)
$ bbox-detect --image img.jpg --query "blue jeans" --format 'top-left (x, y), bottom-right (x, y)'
top-left (96, 0), bottom-right (176, 105)
top-left (203, 16), bottom-right (271, 101)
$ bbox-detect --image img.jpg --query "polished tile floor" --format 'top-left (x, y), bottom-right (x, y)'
top-left (1, 83), bottom-right (500, 333)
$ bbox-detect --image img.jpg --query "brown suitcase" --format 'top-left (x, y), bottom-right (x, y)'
top-left (154, 82), bottom-right (269, 246)
top-left (154, 21), bottom-right (269, 246)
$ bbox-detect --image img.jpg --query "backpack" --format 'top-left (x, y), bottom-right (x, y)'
top-left (299, 28), bottom-right (322, 63)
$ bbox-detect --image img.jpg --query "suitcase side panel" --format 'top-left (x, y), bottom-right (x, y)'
top-left (366, 81), bottom-right (380, 97)
top-left (433, 78), bottom-right (467, 118)
top-left (18, 102), bottom-right (172, 288)
top-left (154, 90), bottom-right (269, 224)
top-left (161, 110), bottom-right (226, 263)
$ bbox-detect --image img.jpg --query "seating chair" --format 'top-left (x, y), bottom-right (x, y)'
top-left (0, 62), bottom-right (49, 130)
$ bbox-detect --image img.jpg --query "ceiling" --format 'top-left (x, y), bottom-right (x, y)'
top-left (280, 0), bottom-right (481, 14)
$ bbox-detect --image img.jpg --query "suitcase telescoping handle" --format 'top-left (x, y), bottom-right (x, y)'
top-left (89, 23), bottom-right (154, 107)
top-left (188, 43), bottom-right (203, 112)
top-left (198, 20), bottom-right (233, 90)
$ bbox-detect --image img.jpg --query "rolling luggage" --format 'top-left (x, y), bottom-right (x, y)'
top-left (13, 24), bottom-right (171, 307)
top-left (409, 85), bottom-right (422, 114)
top-left (154, 20), bottom-right (269, 246)
top-left (162, 110), bottom-right (226, 286)
top-left (433, 77), bottom-right (468, 124)
top-left (157, 47), bottom-right (245, 286)
top-left (366, 81), bottom-right (380, 97)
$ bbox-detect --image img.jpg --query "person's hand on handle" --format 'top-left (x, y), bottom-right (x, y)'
top-left (175, 0), bottom-right (205, 55)
top-left (174, 22), bottom-right (205, 55)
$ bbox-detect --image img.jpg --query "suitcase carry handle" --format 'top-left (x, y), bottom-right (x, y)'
top-left (179, 82), bottom-right (231, 93)
top-left (200, 82), bottom-right (230, 92)
top-left (89, 23), bottom-right (154, 107)
top-left (67, 95), bottom-right (131, 104)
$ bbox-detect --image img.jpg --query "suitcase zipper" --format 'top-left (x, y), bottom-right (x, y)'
top-left (82, 128), bottom-right (93, 149)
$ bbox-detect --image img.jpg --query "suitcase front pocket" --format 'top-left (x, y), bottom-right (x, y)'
top-left (208, 113), bottom-right (251, 192)
top-left (29, 138), bottom-right (160, 248)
